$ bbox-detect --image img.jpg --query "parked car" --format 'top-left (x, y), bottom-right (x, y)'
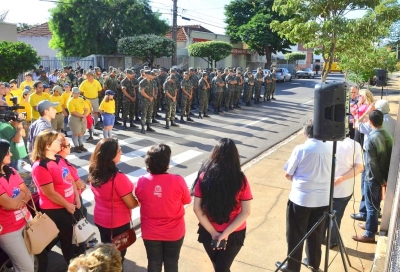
top-left (295, 68), bottom-right (315, 78)
top-left (274, 68), bottom-right (292, 82)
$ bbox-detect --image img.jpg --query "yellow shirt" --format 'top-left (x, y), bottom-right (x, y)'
top-left (84, 99), bottom-right (92, 115)
top-left (19, 81), bottom-right (34, 92)
top-left (49, 95), bottom-right (63, 113)
top-left (61, 92), bottom-right (72, 108)
top-left (10, 88), bottom-right (22, 102)
top-left (79, 80), bottom-right (102, 99)
top-left (67, 97), bottom-right (87, 115)
top-left (28, 92), bottom-right (51, 120)
top-left (18, 100), bottom-right (32, 122)
top-left (4, 94), bottom-right (14, 106)
top-left (99, 99), bottom-right (115, 114)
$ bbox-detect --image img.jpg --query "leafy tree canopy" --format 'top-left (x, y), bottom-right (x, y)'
top-left (271, 0), bottom-right (400, 81)
top-left (0, 41), bottom-right (40, 82)
top-left (188, 41), bottom-right (233, 68)
top-left (49, 0), bottom-right (169, 57)
top-left (284, 52), bottom-right (306, 62)
top-left (225, 0), bottom-right (294, 69)
top-left (118, 35), bottom-right (175, 68)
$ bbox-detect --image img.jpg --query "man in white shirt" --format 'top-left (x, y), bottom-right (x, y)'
top-left (276, 119), bottom-right (332, 272)
top-left (325, 136), bottom-right (363, 248)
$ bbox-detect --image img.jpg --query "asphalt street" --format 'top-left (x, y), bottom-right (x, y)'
top-left (38, 73), bottom-right (345, 271)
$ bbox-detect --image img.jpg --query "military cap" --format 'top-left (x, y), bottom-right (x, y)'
top-left (229, 69), bottom-right (233, 72)
top-left (144, 70), bottom-right (151, 75)
top-left (109, 66), bottom-right (114, 70)
top-left (144, 66), bottom-right (149, 69)
top-left (85, 70), bottom-right (94, 75)
top-left (110, 68), bottom-right (117, 73)
top-left (183, 72), bottom-right (189, 76)
top-left (151, 69), bottom-right (159, 73)
top-left (170, 68), bottom-right (177, 72)
top-left (202, 72), bottom-right (208, 77)
top-left (237, 71), bottom-right (242, 74)
top-left (160, 67), bottom-right (167, 72)
top-left (140, 69), bottom-right (145, 73)
top-left (94, 67), bottom-right (101, 71)
top-left (169, 74), bottom-right (176, 80)
top-left (189, 67), bottom-right (195, 71)
top-left (63, 66), bottom-right (69, 70)
top-left (53, 69), bottom-right (58, 72)
top-left (126, 69), bottom-right (134, 75)
top-left (224, 68), bottom-right (229, 72)
top-left (52, 85), bottom-right (64, 94)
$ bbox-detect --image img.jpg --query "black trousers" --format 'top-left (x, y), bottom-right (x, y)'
top-left (96, 223), bottom-right (130, 260)
top-left (143, 236), bottom-right (184, 272)
top-left (44, 208), bottom-right (85, 264)
top-left (286, 200), bottom-right (328, 272)
top-left (202, 242), bottom-right (242, 272)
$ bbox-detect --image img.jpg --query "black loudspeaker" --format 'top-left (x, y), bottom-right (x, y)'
top-left (376, 69), bottom-right (387, 87)
top-left (313, 81), bottom-right (349, 141)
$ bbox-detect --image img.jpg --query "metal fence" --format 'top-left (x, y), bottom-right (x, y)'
top-left (40, 56), bottom-right (95, 73)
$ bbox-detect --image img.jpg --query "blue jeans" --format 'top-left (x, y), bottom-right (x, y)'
top-left (364, 181), bottom-right (382, 238)
top-left (329, 195), bottom-right (352, 244)
top-left (358, 170), bottom-right (367, 218)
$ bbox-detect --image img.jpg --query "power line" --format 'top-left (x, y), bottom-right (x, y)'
top-left (181, 8), bottom-right (225, 21)
top-left (180, 12), bottom-right (226, 26)
top-left (178, 14), bottom-right (226, 30)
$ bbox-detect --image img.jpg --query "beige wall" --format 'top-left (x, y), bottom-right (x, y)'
top-left (0, 22), bottom-right (17, 42)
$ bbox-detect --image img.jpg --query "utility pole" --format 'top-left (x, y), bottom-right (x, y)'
top-left (172, 0), bottom-right (178, 67)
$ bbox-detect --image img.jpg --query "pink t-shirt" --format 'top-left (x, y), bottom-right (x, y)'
top-left (65, 159), bottom-right (82, 195)
top-left (135, 173), bottom-right (191, 241)
top-left (194, 174), bottom-right (253, 232)
top-left (32, 156), bottom-right (75, 209)
top-left (0, 167), bottom-right (32, 235)
top-left (90, 172), bottom-right (134, 228)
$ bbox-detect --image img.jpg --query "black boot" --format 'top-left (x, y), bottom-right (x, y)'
top-left (171, 120), bottom-right (179, 127)
top-left (152, 118), bottom-right (159, 124)
top-left (135, 115), bottom-right (140, 122)
top-left (140, 124), bottom-right (146, 134)
top-left (122, 121), bottom-right (128, 130)
top-left (180, 116), bottom-right (186, 123)
top-left (146, 123), bottom-right (155, 132)
top-left (114, 119), bottom-right (121, 125)
top-left (165, 120), bottom-right (170, 129)
top-left (198, 113), bottom-right (203, 119)
top-left (203, 113), bottom-right (210, 117)
top-left (225, 106), bottom-right (229, 112)
top-left (187, 115), bottom-right (194, 122)
top-left (236, 104), bottom-right (241, 109)
top-left (130, 120), bottom-right (137, 128)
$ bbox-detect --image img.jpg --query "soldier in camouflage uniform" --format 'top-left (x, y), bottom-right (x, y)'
top-left (57, 71), bottom-right (71, 88)
top-left (139, 70), bottom-right (155, 134)
top-left (157, 68), bottom-right (168, 111)
top-left (224, 70), bottom-right (237, 111)
top-left (234, 71), bottom-right (243, 108)
top-left (136, 69), bottom-right (145, 122)
top-left (163, 75), bottom-right (179, 129)
top-left (243, 67), bottom-right (251, 79)
top-left (221, 68), bottom-right (229, 111)
top-left (198, 72), bottom-right (210, 119)
top-left (104, 69), bottom-right (121, 125)
top-left (189, 67), bottom-right (198, 112)
top-left (270, 69), bottom-right (277, 101)
top-left (116, 72), bottom-right (125, 116)
top-left (180, 72), bottom-right (194, 123)
top-left (263, 71), bottom-right (272, 101)
top-left (65, 66), bottom-right (78, 87)
top-left (37, 70), bottom-right (50, 85)
top-left (151, 69), bottom-right (160, 124)
top-left (245, 71), bottom-right (255, 106)
top-left (212, 70), bottom-right (225, 114)
top-left (94, 67), bottom-right (105, 123)
top-left (254, 68), bottom-right (264, 104)
top-left (120, 69), bottom-right (137, 130)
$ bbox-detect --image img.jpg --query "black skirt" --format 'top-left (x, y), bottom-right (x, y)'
top-left (197, 223), bottom-right (246, 246)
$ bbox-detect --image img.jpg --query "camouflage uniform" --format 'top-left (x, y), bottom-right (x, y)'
top-left (151, 76), bottom-right (159, 120)
top-left (180, 78), bottom-right (192, 117)
top-left (264, 72), bottom-right (272, 101)
top-left (224, 74), bottom-right (237, 109)
top-left (57, 77), bottom-right (71, 88)
top-left (139, 78), bottom-right (153, 125)
top-left (255, 71), bottom-right (264, 103)
top-left (234, 74), bottom-right (243, 107)
top-left (270, 72), bottom-right (277, 99)
top-left (67, 72), bottom-right (79, 87)
top-left (212, 75), bottom-right (224, 113)
top-left (95, 75), bottom-right (105, 104)
top-left (157, 72), bottom-right (168, 110)
top-left (104, 74), bottom-right (119, 118)
top-left (121, 77), bottom-right (135, 124)
top-left (163, 80), bottom-right (177, 122)
top-left (245, 75), bottom-right (255, 104)
top-left (189, 73), bottom-right (198, 108)
top-left (38, 76), bottom-right (49, 85)
top-left (198, 76), bottom-right (209, 115)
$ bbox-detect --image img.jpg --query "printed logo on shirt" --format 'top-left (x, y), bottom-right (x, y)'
top-left (64, 187), bottom-right (74, 198)
top-left (62, 167), bottom-right (74, 185)
top-left (154, 185), bottom-right (162, 198)
top-left (11, 187), bottom-right (20, 198)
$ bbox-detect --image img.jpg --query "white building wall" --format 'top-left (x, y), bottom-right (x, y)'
top-left (17, 36), bottom-right (58, 58)
top-left (0, 22), bottom-right (17, 42)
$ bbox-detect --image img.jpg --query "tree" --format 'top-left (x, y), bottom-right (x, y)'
top-left (0, 41), bottom-right (40, 82)
top-left (284, 52), bottom-right (306, 69)
top-left (118, 35), bottom-right (175, 68)
top-left (225, 0), bottom-right (294, 69)
top-left (188, 41), bottom-right (233, 68)
top-left (271, 0), bottom-right (400, 82)
top-left (16, 23), bottom-right (38, 32)
top-left (340, 46), bottom-right (398, 88)
top-left (49, 0), bottom-right (169, 57)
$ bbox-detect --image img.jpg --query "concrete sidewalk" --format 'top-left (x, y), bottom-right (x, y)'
top-left (122, 76), bottom-right (400, 272)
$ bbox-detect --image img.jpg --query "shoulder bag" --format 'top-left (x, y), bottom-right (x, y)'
top-left (21, 195), bottom-right (59, 254)
top-left (111, 177), bottom-right (136, 251)
top-left (72, 208), bottom-right (96, 245)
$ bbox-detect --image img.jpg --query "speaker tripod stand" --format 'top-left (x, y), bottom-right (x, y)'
top-left (275, 141), bottom-right (353, 272)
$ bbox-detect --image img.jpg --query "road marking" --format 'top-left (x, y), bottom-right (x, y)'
top-left (303, 99), bottom-right (314, 105)
top-left (241, 117), bottom-right (271, 128)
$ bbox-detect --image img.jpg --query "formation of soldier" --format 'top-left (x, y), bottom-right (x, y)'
top-left (31, 65), bottom-right (279, 133)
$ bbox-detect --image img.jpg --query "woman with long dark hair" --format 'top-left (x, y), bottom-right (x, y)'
top-left (193, 138), bottom-right (252, 272)
top-left (89, 138), bottom-right (138, 262)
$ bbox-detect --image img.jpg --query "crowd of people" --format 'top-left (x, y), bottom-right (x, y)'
top-left (276, 86), bottom-right (395, 272)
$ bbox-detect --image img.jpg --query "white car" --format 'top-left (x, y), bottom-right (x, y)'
top-left (295, 68), bottom-right (315, 78)
top-left (274, 68), bottom-right (292, 82)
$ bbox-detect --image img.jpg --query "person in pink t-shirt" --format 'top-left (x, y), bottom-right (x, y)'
top-left (193, 138), bottom-right (252, 272)
top-left (135, 143), bottom-right (191, 272)
top-left (0, 139), bottom-right (34, 272)
top-left (88, 138), bottom-right (138, 263)
top-left (31, 130), bottom-right (84, 264)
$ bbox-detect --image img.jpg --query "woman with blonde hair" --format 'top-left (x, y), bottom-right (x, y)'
top-left (31, 129), bottom-right (84, 264)
top-left (351, 89), bottom-right (375, 146)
